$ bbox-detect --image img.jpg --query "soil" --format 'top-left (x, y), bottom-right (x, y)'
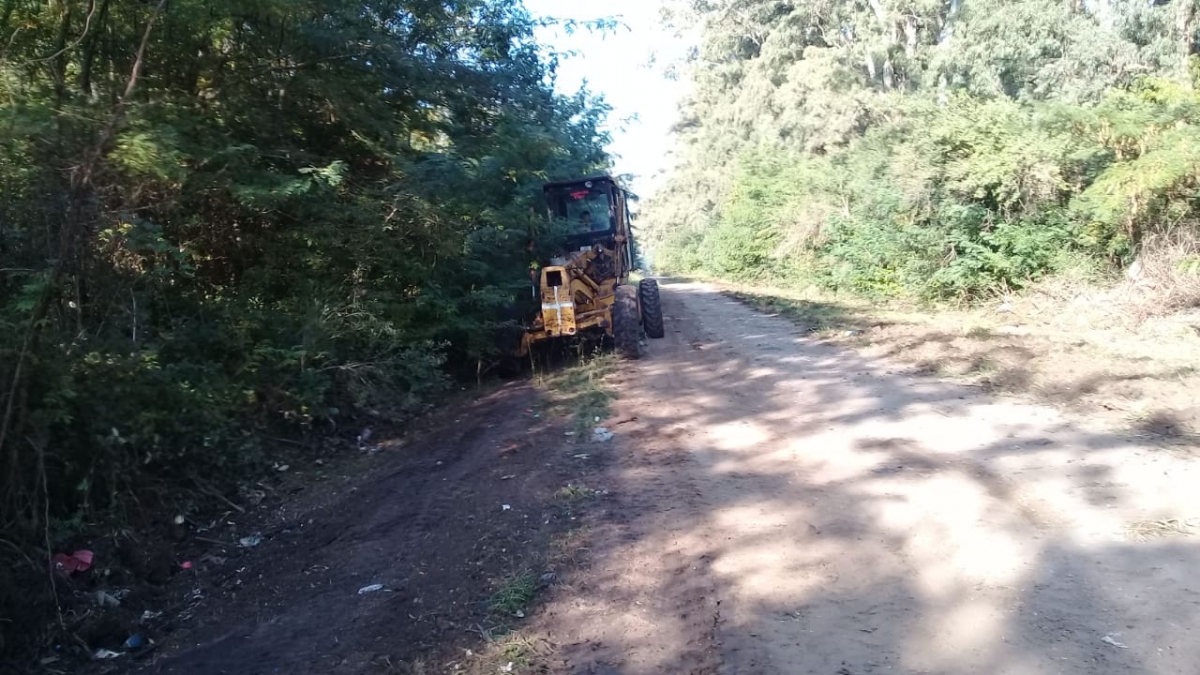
top-left (49, 280), bottom-right (1200, 674)
top-left (64, 383), bottom-right (613, 675)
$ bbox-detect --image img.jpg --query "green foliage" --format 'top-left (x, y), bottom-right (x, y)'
top-left (0, 0), bottom-right (612, 657)
top-left (645, 0), bottom-right (1200, 303)
top-left (488, 571), bottom-right (539, 616)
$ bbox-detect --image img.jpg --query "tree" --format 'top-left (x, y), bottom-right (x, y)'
top-left (0, 0), bottom-right (612, 660)
top-left (644, 0), bottom-right (1200, 301)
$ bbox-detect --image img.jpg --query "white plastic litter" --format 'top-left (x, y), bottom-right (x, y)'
top-left (1101, 635), bottom-right (1129, 649)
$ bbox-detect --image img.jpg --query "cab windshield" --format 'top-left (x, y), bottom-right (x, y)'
top-left (545, 183), bottom-right (615, 234)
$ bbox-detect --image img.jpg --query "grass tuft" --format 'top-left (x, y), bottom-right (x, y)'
top-left (1125, 518), bottom-right (1197, 541)
top-left (539, 353), bottom-right (617, 433)
top-left (554, 483), bottom-right (598, 502)
top-left (488, 572), bottom-right (538, 616)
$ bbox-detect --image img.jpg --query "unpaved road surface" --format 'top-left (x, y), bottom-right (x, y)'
top-left (545, 281), bottom-right (1200, 674)
top-left (117, 281), bottom-right (1200, 675)
top-left (137, 386), bottom-right (598, 675)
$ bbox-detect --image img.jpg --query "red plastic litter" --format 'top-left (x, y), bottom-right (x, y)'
top-left (51, 550), bottom-right (94, 574)
top-left (180, 561), bottom-right (194, 570)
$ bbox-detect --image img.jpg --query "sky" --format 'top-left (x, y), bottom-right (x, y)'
top-left (522, 0), bottom-right (694, 198)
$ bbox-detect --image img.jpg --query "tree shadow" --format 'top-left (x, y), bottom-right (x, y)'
top-left (718, 284), bottom-right (1199, 438)
top-left (553, 281), bottom-right (1200, 674)
top-left (718, 286), bottom-right (888, 334)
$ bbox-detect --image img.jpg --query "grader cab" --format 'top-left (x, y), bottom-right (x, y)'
top-left (519, 175), bottom-right (664, 359)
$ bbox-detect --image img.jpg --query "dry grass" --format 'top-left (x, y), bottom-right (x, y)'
top-left (1125, 518), bottom-right (1198, 541)
top-left (554, 483), bottom-right (598, 502)
top-left (712, 273), bottom-right (1200, 440)
top-left (1119, 232), bottom-right (1200, 320)
top-left (537, 354), bottom-right (617, 433)
top-left (442, 632), bottom-right (551, 675)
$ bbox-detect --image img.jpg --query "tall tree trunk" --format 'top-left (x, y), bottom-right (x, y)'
top-left (939, 0), bottom-right (960, 44)
top-left (79, 0), bottom-right (111, 100)
top-left (936, 0), bottom-right (960, 102)
top-left (0, 0), bottom-right (170, 487)
top-left (904, 15), bottom-right (918, 59)
top-left (867, 0), bottom-right (889, 27)
top-left (0, 0), bottom-right (15, 35)
top-left (64, 0), bottom-right (167, 264)
top-left (1177, 0), bottom-right (1197, 83)
top-left (51, 3), bottom-right (72, 105)
top-left (866, 0), bottom-right (899, 87)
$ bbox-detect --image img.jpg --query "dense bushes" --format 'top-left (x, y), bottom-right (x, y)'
top-left (645, 1), bottom-right (1200, 304)
top-left (0, 0), bottom-right (609, 654)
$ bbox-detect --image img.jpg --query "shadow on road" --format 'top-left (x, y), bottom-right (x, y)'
top-left (557, 281), bottom-right (1200, 674)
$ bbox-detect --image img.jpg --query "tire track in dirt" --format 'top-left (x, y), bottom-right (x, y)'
top-left (551, 281), bottom-right (1200, 675)
top-left (532, 301), bottom-right (723, 674)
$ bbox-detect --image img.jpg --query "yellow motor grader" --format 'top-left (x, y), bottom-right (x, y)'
top-left (518, 175), bottom-right (664, 359)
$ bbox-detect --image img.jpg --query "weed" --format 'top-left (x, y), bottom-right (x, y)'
top-left (444, 630), bottom-right (548, 675)
top-left (1122, 400), bottom-right (1154, 425)
top-left (460, 633), bottom-right (546, 675)
top-left (1121, 231), bottom-right (1200, 318)
top-left (538, 354), bottom-right (617, 433)
top-left (550, 526), bottom-right (593, 568)
top-left (554, 484), bottom-right (598, 518)
top-left (553, 526), bottom-right (591, 551)
top-left (966, 357), bottom-right (998, 376)
top-left (488, 572), bottom-right (538, 616)
top-left (554, 484), bottom-right (598, 502)
top-left (498, 634), bottom-right (539, 663)
top-left (1126, 518), bottom-right (1197, 541)
top-left (964, 324), bottom-right (992, 338)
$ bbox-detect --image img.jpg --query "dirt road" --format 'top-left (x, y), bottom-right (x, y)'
top-left (544, 281), bottom-right (1200, 674)
top-left (125, 280), bottom-right (1200, 675)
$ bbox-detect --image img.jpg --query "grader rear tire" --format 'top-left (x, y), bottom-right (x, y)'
top-left (639, 278), bottom-right (665, 339)
top-left (613, 284), bottom-right (642, 360)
